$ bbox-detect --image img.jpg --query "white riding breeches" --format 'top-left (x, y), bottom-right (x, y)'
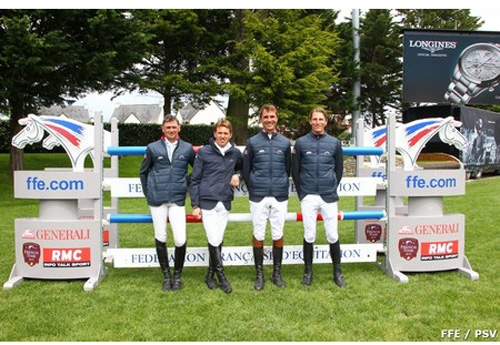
top-left (250, 197), bottom-right (288, 241)
top-left (300, 194), bottom-right (339, 244)
top-left (201, 201), bottom-right (229, 247)
top-left (149, 203), bottom-right (186, 246)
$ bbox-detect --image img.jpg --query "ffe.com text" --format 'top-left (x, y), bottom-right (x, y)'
top-left (406, 175), bottom-right (457, 189)
top-left (25, 177), bottom-right (84, 191)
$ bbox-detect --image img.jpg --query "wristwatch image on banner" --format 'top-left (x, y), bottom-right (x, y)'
top-left (444, 42), bottom-right (500, 104)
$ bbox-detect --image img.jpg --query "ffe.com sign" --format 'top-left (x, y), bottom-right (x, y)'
top-left (403, 28), bottom-right (500, 105)
top-left (14, 171), bottom-right (101, 199)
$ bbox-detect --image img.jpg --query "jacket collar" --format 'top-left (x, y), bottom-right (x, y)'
top-left (309, 131), bottom-right (327, 139)
top-left (260, 130), bottom-right (277, 139)
top-left (209, 137), bottom-right (233, 153)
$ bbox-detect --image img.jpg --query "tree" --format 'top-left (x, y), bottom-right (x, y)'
top-left (359, 9), bottom-right (402, 127)
top-left (224, 9), bottom-right (341, 142)
top-left (127, 10), bottom-right (233, 116)
top-left (325, 17), bottom-right (360, 119)
top-left (397, 9), bottom-right (483, 30)
top-left (115, 10), bottom-right (341, 144)
top-left (0, 9), bottom-right (149, 174)
top-left (223, 9), bottom-right (253, 145)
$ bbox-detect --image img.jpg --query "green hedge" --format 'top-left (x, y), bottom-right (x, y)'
top-left (0, 120), bottom-right (261, 153)
top-left (116, 123), bottom-right (213, 146)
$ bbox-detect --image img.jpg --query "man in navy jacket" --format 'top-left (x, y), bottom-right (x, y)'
top-left (190, 119), bottom-right (242, 293)
top-left (242, 104), bottom-right (291, 291)
top-left (292, 107), bottom-right (346, 288)
top-left (140, 115), bottom-right (195, 292)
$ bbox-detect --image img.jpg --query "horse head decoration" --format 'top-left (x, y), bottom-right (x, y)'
top-left (12, 114), bottom-right (111, 172)
top-left (364, 116), bottom-right (467, 170)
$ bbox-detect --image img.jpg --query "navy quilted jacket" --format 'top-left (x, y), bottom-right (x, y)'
top-left (139, 139), bottom-right (195, 206)
top-left (291, 132), bottom-right (343, 202)
top-left (242, 131), bottom-right (291, 202)
top-left (190, 138), bottom-right (242, 210)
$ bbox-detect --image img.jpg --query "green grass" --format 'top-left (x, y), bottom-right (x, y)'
top-left (1, 153), bottom-right (499, 341)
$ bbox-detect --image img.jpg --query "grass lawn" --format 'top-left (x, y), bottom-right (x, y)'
top-left (0, 153), bottom-right (499, 341)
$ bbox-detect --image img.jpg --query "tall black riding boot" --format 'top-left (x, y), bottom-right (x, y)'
top-left (301, 239), bottom-right (314, 286)
top-left (253, 246), bottom-right (265, 291)
top-left (204, 244), bottom-right (217, 290)
top-left (330, 240), bottom-right (346, 288)
top-left (171, 243), bottom-right (186, 291)
top-left (272, 244), bottom-right (286, 288)
top-left (208, 244), bottom-right (232, 293)
top-left (155, 239), bottom-right (172, 291)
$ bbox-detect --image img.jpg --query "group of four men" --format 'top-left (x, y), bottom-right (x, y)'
top-left (139, 104), bottom-right (346, 293)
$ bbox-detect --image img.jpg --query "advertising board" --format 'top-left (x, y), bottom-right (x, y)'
top-left (403, 29), bottom-right (500, 105)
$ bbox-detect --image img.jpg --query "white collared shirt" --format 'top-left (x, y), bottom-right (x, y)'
top-left (165, 140), bottom-right (178, 161)
top-left (215, 142), bottom-right (231, 156)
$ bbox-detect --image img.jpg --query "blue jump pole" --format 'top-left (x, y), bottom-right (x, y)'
top-left (339, 210), bottom-right (386, 220)
top-left (107, 146), bottom-right (146, 156)
top-left (108, 210), bottom-right (386, 224)
top-left (107, 145), bottom-right (384, 157)
top-left (342, 146), bottom-right (384, 156)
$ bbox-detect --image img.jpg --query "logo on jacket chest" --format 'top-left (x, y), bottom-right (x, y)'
top-left (156, 154), bottom-right (186, 161)
top-left (305, 151), bottom-right (332, 156)
top-left (260, 149), bottom-right (284, 154)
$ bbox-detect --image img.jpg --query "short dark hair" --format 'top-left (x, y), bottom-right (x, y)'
top-left (214, 119), bottom-right (233, 134)
top-left (259, 104), bottom-right (278, 119)
top-left (163, 114), bottom-right (180, 126)
top-left (309, 107), bottom-right (328, 121)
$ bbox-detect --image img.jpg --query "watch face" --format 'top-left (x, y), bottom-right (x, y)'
top-left (459, 43), bottom-right (500, 83)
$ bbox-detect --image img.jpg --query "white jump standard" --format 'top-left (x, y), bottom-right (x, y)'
top-left (4, 112), bottom-right (479, 291)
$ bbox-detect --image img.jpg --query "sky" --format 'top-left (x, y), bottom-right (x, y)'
top-left (71, 7), bottom-right (500, 120)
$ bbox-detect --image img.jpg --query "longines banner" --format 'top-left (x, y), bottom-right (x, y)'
top-left (403, 29), bottom-right (500, 105)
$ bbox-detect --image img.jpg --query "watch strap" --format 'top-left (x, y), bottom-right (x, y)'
top-left (444, 64), bottom-right (482, 104)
